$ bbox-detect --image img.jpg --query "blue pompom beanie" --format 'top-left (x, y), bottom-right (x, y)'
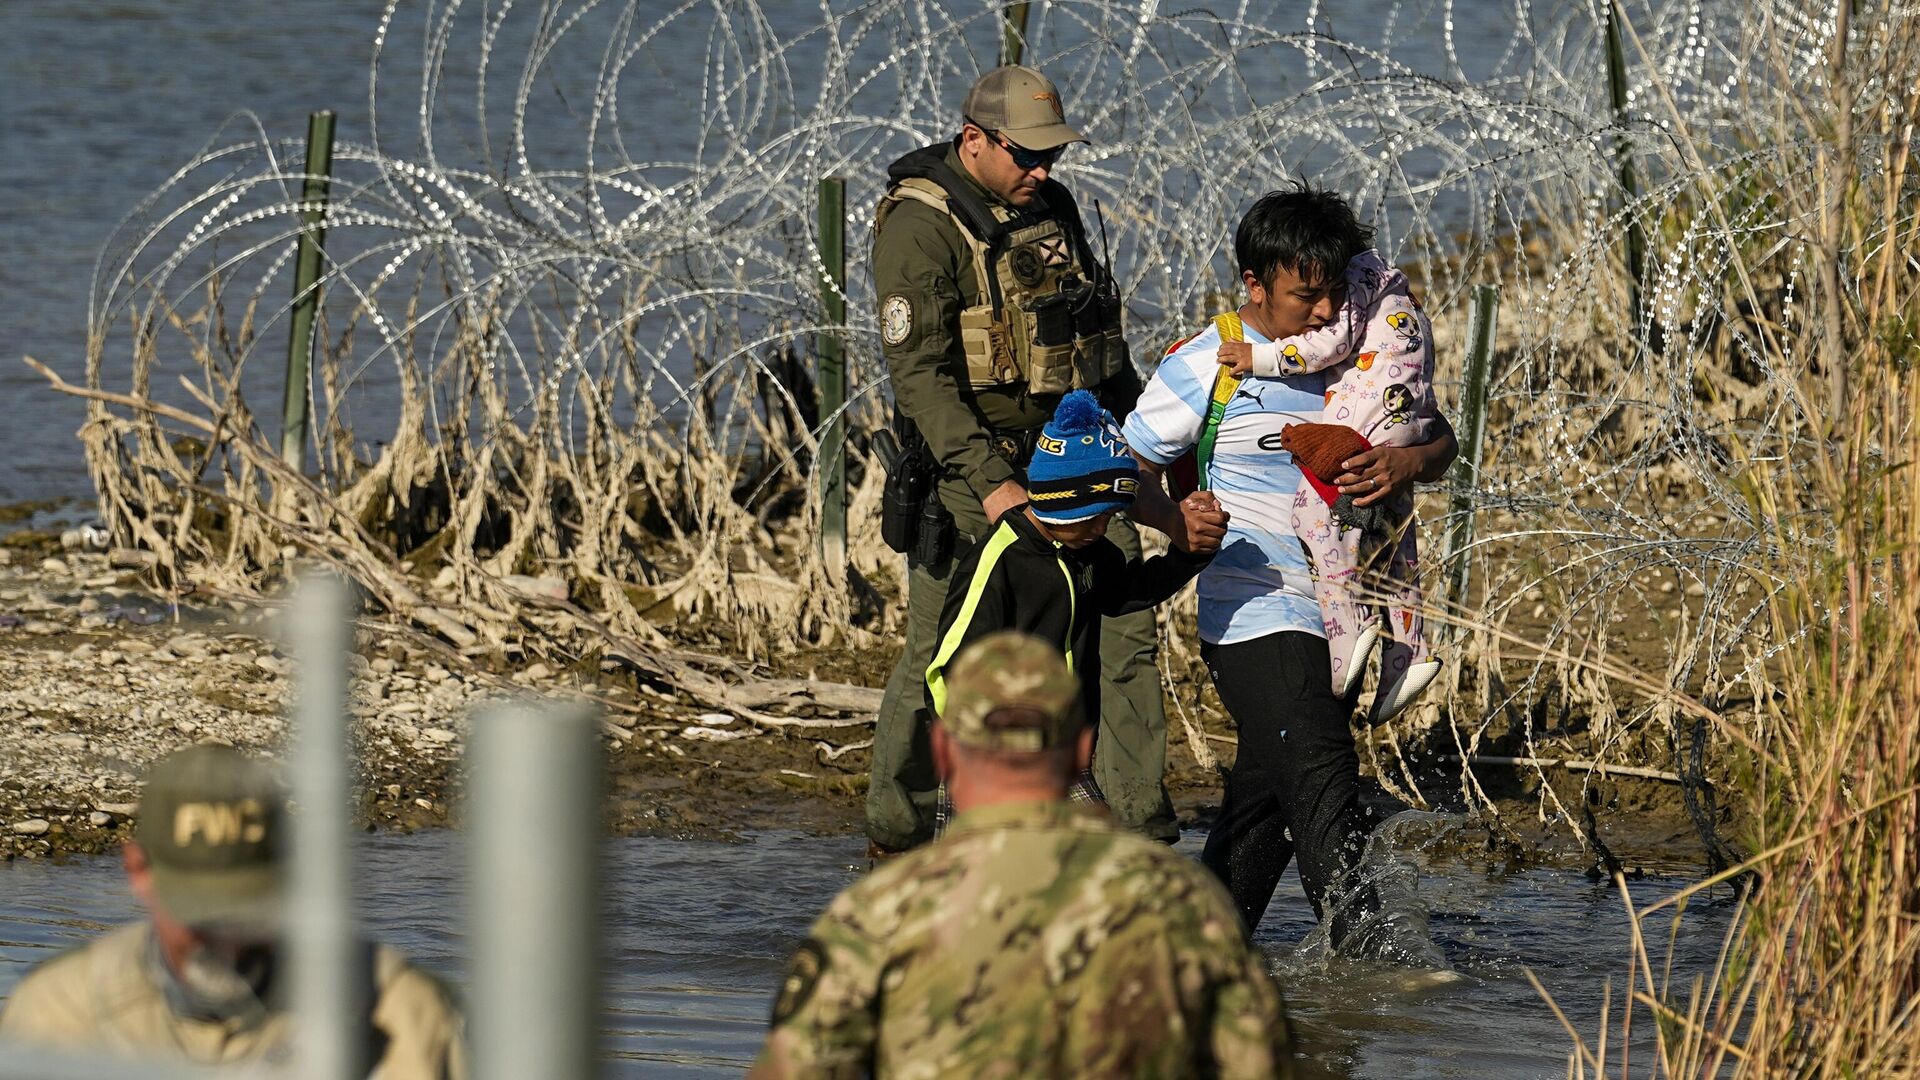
top-left (1026, 391), bottom-right (1140, 524)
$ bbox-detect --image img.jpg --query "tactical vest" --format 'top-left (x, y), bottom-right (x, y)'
top-left (875, 147), bottom-right (1127, 397)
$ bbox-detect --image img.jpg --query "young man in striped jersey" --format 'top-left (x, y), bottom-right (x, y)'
top-left (1123, 186), bottom-right (1459, 959)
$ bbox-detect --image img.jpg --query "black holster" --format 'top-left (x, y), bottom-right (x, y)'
top-left (877, 410), bottom-right (953, 568)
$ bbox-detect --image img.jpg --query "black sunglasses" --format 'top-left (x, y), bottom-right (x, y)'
top-left (967, 118), bottom-right (1062, 171)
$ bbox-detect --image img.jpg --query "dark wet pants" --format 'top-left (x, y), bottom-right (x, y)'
top-left (1200, 631), bottom-right (1379, 947)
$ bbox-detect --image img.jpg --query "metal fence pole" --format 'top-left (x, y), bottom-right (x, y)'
top-left (1603, 2), bottom-right (1645, 335)
top-left (1001, 3), bottom-right (1032, 66)
top-left (1445, 284), bottom-right (1499, 634)
top-left (280, 110), bottom-right (337, 472)
top-left (288, 571), bottom-right (369, 1080)
top-left (817, 177), bottom-right (848, 580)
top-left (471, 703), bottom-right (603, 1080)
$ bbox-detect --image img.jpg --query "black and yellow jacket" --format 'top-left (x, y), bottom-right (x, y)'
top-left (924, 509), bottom-right (1209, 726)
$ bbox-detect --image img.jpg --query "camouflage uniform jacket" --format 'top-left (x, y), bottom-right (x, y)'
top-left (874, 143), bottom-right (1144, 504)
top-left (751, 800), bottom-right (1295, 1079)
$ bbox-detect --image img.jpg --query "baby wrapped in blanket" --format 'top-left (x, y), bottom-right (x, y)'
top-left (1217, 250), bottom-right (1443, 722)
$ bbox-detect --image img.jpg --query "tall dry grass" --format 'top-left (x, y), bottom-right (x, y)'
top-left (1541, 3), bottom-right (1920, 1073)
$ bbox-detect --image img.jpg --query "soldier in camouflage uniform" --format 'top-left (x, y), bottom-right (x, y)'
top-left (753, 632), bottom-right (1295, 1079)
top-left (868, 65), bottom-right (1229, 852)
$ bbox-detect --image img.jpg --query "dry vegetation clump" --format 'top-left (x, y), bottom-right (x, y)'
top-left (1520, 3), bottom-right (1920, 1073)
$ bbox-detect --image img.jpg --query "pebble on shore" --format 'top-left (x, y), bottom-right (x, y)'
top-left (0, 547), bottom-right (511, 858)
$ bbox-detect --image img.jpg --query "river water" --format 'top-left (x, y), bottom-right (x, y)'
top-left (0, 826), bottom-right (1730, 1077)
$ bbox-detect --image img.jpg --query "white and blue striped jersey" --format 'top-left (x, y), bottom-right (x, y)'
top-left (1122, 320), bottom-right (1327, 646)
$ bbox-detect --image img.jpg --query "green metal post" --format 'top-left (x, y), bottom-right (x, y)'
top-left (1445, 284), bottom-right (1498, 631)
top-left (1001, 3), bottom-right (1032, 67)
top-left (1604, 2), bottom-right (1645, 336)
top-left (817, 177), bottom-right (848, 575)
top-left (281, 110), bottom-right (337, 472)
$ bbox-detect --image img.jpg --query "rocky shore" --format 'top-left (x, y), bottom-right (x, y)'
top-left (0, 532), bottom-right (887, 861)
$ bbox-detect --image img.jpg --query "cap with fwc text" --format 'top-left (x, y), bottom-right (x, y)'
top-left (135, 744), bottom-right (287, 929)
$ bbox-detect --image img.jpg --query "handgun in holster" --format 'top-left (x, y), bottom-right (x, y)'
top-left (875, 410), bottom-right (954, 568)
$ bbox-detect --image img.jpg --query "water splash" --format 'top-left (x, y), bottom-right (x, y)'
top-left (1294, 810), bottom-right (1461, 973)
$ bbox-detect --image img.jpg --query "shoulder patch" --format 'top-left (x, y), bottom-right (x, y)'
top-left (881, 294), bottom-right (913, 347)
top-left (770, 938), bottom-right (828, 1026)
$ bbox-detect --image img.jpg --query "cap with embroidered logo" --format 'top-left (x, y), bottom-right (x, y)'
top-left (961, 65), bottom-right (1086, 151)
top-left (135, 744), bottom-right (287, 929)
top-left (940, 631), bottom-right (1083, 752)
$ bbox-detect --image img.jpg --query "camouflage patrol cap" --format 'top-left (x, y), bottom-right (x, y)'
top-left (940, 631), bottom-right (1082, 752)
top-left (961, 66), bottom-right (1086, 150)
top-left (135, 744), bottom-right (287, 929)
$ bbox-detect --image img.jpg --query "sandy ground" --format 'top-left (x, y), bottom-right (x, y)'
top-left (0, 525), bottom-right (1726, 872)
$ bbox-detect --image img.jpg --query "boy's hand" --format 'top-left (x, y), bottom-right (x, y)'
top-left (1172, 490), bottom-right (1230, 554)
top-left (1216, 340), bottom-right (1254, 375)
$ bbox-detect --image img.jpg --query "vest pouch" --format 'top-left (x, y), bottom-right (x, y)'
top-left (958, 305), bottom-right (1016, 387)
top-left (1069, 278), bottom-right (1113, 388)
top-left (1095, 284), bottom-right (1129, 381)
top-left (1022, 291), bottom-right (1078, 396)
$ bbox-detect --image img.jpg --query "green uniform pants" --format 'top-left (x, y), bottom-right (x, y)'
top-left (865, 478), bottom-right (1178, 849)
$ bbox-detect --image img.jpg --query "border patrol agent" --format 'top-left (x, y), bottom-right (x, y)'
top-left (869, 65), bottom-right (1220, 853)
top-left (0, 745), bottom-right (468, 1078)
top-left (753, 632), bottom-right (1296, 1079)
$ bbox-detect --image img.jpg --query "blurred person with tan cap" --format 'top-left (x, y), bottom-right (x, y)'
top-left (753, 632), bottom-right (1295, 1079)
top-left (868, 63), bottom-right (1228, 856)
top-left (0, 744), bottom-right (468, 1077)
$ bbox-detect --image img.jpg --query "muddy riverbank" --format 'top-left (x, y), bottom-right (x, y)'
top-left (0, 523), bottom-right (1728, 872)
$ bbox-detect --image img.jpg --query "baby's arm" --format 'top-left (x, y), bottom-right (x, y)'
top-left (1220, 305), bottom-right (1369, 377)
top-left (1220, 252), bottom-right (1394, 376)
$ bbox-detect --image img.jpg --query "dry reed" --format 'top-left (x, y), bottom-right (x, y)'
top-left (1529, 2), bottom-right (1920, 1073)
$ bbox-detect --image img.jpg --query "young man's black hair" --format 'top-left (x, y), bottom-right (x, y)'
top-left (1233, 182), bottom-right (1375, 288)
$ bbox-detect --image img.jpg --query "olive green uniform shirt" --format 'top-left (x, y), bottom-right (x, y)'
top-left (873, 145), bottom-right (1143, 503)
top-left (0, 923), bottom-right (468, 1079)
top-left (751, 800), bottom-right (1296, 1079)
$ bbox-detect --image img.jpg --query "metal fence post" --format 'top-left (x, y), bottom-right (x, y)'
top-left (471, 703), bottom-right (603, 1080)
top-left (288, 571), bottom-right (369, 1080)
top-left (817, 177), bottom-right (848, 580)
top-left (1603, 2), bottom-right (1645, 335)
top-left (280, 110), bottom-right (337, 472)
top-left (1001, 3), bottom-right (1032, 66)
top-left (1445, 284), bottom-right (1498, 632)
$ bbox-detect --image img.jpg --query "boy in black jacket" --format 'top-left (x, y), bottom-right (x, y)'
top-left (924, 390), bottom-right (1219, 830)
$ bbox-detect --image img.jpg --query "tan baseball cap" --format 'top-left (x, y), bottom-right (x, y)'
top-left (962, 65), bottom-right (1086, 150)
top-left (939, 631), bottom-right (1083, 752)
top-left (135, 745), bottom-right (287, 929)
